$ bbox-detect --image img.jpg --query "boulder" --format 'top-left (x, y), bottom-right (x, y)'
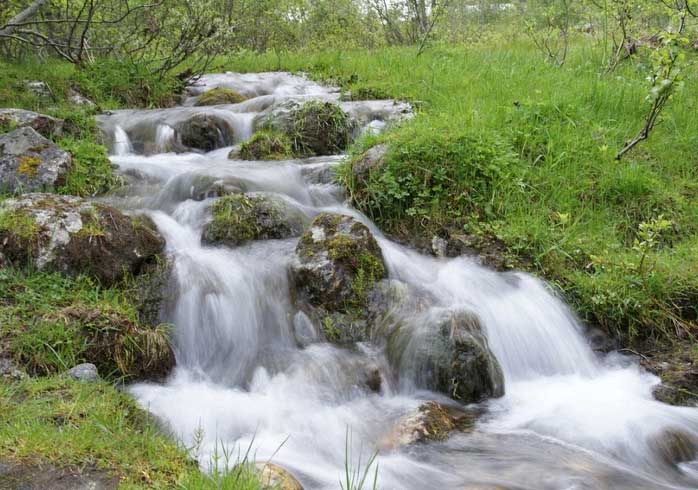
top-left (0, 127), bottom-right (72, 193)
top-left (67, 363), bottom-right (100, 382)
top-left (264, 100), bottom-right (352, 157)
top-left (25, 80), bottom-right (53, 99)
top-left (390, 310), bottom-right (504, 403)
top-left (196, 87), bottom-right (247, 106)
top-left (351, 144), bottom-right (387, 188)
top-left (290, 213), bottom-right (386, 343)
top-left (0, 109), bottom-right (64, 137)
top-left (255, 463), bottom-right (303, 490)
top-left (380, 401), bottom-right (473, 449)
top-left (202, 193), bottom-right (307, 247)
top-left (0, 193), bottom-right (164, 286)
top-left (233, 130), bottom-right (293, 161)
top-left (175, 113), bottom-right (235, 152)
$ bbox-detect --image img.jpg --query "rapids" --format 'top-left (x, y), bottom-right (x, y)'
top-left (98, 72), bottom-right (698, 490)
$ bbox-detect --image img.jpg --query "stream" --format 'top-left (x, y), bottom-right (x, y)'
top-left (98, 72), bottom-right (698, 490)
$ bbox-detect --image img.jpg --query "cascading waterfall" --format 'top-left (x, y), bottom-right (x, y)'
top-left (99, 72), bottom-right (698, 490)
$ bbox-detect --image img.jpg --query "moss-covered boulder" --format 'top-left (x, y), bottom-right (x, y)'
top-left (0, 109), bottom-right (64, 137)
top-left (290, 213), bottom-right (386, 343)
top-left (202, 193), bottom-right (306, 247)
top-left (390, 310), bottom-right (504, 403)
top-left (265, 100), bottom-right (352, 157)
top-left (0, 127), bottom-right (72, 193)
top-left (195, 87), bottom-right (247, 106)
top-left (0, 193), bottom-right (164, 286)
top-left (175, 113), bottom-right (235, 152)
top-left (233, 130), bottom-right (294, 161)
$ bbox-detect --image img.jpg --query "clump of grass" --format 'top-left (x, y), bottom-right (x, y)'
top-left (287, 100), bottom-right (352, 157)
top-left (58, 137), bottom-right (120, 197)
top-left (238, 130), bottom-right (294, 161)
top-left (196, 87), bottom-right (247, 106)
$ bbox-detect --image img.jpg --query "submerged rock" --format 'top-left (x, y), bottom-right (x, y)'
top-left (290, 213), bottom-right (386, 343)
top-left (0, 193), bottom-right (164, 286)
top-left (0, 127), bottom-right (71, 193)
top-left (650, 428), bottom-right (698, 466)
top-left (390, 310), bottom-right (504, 403)
top-left (202, 193), bottom-right (307, 247)
top-left (196, 87), bottom-right (247, 106)
top-left (175, 113), bottom-right (235, 152)
top-left (0, 108), bottom-right (64, 137)
top-left (255, 463), bottom-right (303, 490)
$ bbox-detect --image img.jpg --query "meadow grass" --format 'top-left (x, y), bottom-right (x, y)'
top-left (222, 39), bottom-right (698, 343)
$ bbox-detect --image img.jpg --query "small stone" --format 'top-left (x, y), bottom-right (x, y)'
top-left (67, 363), bottom-right (100, 382)
top-left (380, 401), bottom-right (469, 450)
top-left (25, 80), bottom-right (53, 99)
top-left (255, 463), bottom-right (303, 490)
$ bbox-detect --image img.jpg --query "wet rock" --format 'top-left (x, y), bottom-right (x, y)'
top-left (640, 342), bottom-right (698, 407)
top-left (650, 428), bottom-right (698, 466)
top-left (175, 113), bottom-right (235, 152)
top-left (301, 163), bottom-right (337, 185)
top-left (195, 87), bottom-right (247, 106)
top-left (0, 193), bottom-right (164, 286)
top-left (380, 401), bottom-right (457, 449)
top-left (67, 363), bottom-right (100, 382)
top-left (0, 461), bottom-right (118, 490)
top-left (0, 109), bottom-right (64, 137)
top-left (290, 213), bottom-right (386, 343)
top-left (203, 193), bottom-right (307, 247)
top-left (0, 127), bottom-right (72, 193)
top-left (586, 327), bottom-right (617, 353)
top-left (351, 144), bottom-right (388, 188)
top-left (255, 463), bottom-right (303, 490)
top-left (391, 310), bottom-right (504, 403)
top-left (265, 100), bottom-right (352, 157)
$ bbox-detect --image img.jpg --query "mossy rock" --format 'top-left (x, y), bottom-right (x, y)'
top-left (0, 193), bottom-right (164, 286)
top-left (202, 193), bottom-right (306, 247)
top-left (266, 100), bottom-right (353, 157)
top-left (234, 130), bottom-right (294, 161)
top-left (291, 213), bottom-right (386, 343)
top-left (175, 113), bottom-right (235, 152)
top-left (195, 87), bottom-right (247, 106)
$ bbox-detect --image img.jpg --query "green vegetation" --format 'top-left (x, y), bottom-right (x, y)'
top-left (238, 130), bottom-right (294, 161)
top-left (58, 138), bottom-right (121, 197)
top-left (0, 267), bottom-right (172, 380)
top-left (286, 100), bottom-right (352, 157)
top-left (0, 376), bottom-right (262, 489)
top-left (206, 195), bottom-right (273, 245)
top-left (196, 87), bottom-right (247, 106)
top-left (223, 41), bottom-right (698, 345)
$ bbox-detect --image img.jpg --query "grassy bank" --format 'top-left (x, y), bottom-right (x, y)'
top-left (224, 40), bottom-right (698, 345)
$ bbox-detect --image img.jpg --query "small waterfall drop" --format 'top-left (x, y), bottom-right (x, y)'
top-left (100, 72), bottom-right (698, 490)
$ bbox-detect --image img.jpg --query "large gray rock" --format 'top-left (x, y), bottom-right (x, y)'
top-left (202, 193), bottom-right (307, 247)
top-left (390, 310), bottom-right (504, 403)
top-left (0, 127), bottom-right (71, 193)
top-left (290, 213), bottom-right (386, 344)
top-left (0, 109), bottom-right (63, 137)
top-left (0, 193), bottom-right (164, 286)
top-left (175, 113), bottom-right (235, 152)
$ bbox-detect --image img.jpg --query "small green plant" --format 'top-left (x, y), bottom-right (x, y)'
top-left (341, 428), bottom-right (379, 490)
top-left (322, 315), bottom-right (341, 342)
top-left (58, 138), bottom-right (120, 197)
top-left (238, 130), bottom-right (294, 160)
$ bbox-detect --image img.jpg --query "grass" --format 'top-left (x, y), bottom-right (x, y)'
top-left (221, 39), bottom-right (698, 344)
top-left (0, 376), bottom-right (262, 490)
top-left (0, 267), bottom-right (172, 380)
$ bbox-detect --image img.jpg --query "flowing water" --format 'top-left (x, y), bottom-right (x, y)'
top-left (98, 72), bottom-right (698, 490)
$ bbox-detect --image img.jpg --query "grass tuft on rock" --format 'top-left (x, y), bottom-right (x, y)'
top-left (195, 87), bottom-right (247, 106)
top-left (238, 130), bottom-right (294, 161)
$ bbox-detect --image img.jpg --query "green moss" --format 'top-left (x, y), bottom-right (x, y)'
top-left (206, 195), bottom-right (261, 245)
top-left (58, 138), bottom-right (120, 197)
top-left (238, 130), bottom-right (294, 160)
top-left (0, 208), bottom-right (39, 241)
top-left (196, 87), bottom-right (247, 106)
top-left (16, 156), bottom-right (42, 178)
top-left (288, 100), bottom-right (352, 157)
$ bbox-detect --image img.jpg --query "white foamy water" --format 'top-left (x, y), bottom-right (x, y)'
top-left (100, 72), bottom-right (698, 490)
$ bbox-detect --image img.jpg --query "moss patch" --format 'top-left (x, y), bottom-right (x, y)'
top-left (16, 156), bottom-right (42, 178)
top-left (287, 101), bottom-right (352, 157)
top-left (195, 87), bottom-right (247, 106)
top-left (237, 130), bottom-right (294, 161)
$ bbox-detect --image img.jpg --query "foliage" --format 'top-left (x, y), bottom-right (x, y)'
top-left (58, 137), bottom-right (121, 196)
top-left (238, 130), bottom-right (294, 161)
